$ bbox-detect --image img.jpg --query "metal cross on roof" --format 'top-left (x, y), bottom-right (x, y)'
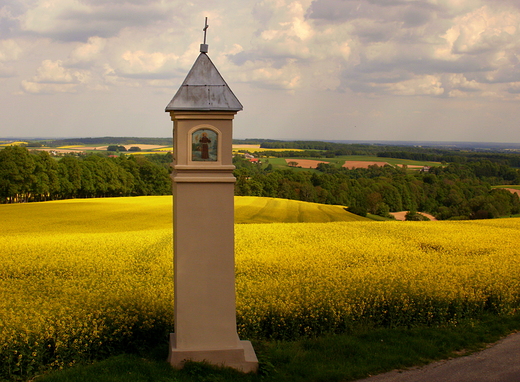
top-left (203, 17), bottom-right (209, 44)
top-left (200, 17), bottom-right (209, 53)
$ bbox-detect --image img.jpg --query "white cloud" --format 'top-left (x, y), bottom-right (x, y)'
top-left (445, 73), bottom-right (481, 92)
top-left (21, 60), bottom-right (90, 94)
top-left (0, 39), bottom-right (22, 77)
top-left (251, 0), bottom-right (316, 60)
top-left (227, 0), bottom-right (359, 90)
top-left (19, 0), bottom-right (178, 41)
top-left (118, 50), bottom-right (179, 77)
top-left (447, 6), bottom-right (519, 55)
top-left (3, 0), bottom-right (520, 142)
top-left (434, 5), bottom-right (520, 88)
top-left (0, 39), bottom-right (22, 61)
top-left (232, 59), bottom-right (302, 91)
top-left (384, 75), bottom-right (444, 96)
top-left (507, 82), bottom-right (520, 94)
top-left (21, 0), bottom-right (90, 38)
top-left (69, 36), bottom-right (106, 64)
top-left (17, 0), bottom-right (517, 99)
top-left (33, 60), bottom-right (76, 83)
top-left (20, 80), bottom-right (78, 94)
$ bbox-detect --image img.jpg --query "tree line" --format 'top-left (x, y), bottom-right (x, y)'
top-left (257, 140), bottom-right (520, 167)
top-left (377, 150), bottom-right (520, 168)
top-left (233, 156), bottom-right (520, 220)
top-left (45, 137), bottom-right (172, 147)
top-left (0, 146), bottom-right (171, 203)
top-left (2, 145), bottom-right (520, 220)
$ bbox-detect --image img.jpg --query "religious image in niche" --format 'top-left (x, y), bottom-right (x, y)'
top-left (192, 129), bottom-right (218, 161)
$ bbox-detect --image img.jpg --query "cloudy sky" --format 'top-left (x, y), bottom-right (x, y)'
top-left (1, 0), bottom-right (520, 143)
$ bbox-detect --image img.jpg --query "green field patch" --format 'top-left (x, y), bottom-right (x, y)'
top-left (494, 185), bottom-right (520, 190)
top-left (336, 155), bottom-right (441, 168)
top-left (265, 155), bottom-right (441, 171)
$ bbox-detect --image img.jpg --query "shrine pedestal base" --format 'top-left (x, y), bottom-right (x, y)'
top-left (167, 334), bottom-right (258, 373)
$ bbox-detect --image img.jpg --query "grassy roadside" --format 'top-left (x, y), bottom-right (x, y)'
top-left (493, 185), bottom-right (520, 190)
top-left (34, 313), bottom-right (520, 382)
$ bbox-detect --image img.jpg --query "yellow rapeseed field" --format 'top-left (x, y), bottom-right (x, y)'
top-left (0, 141), bottom-right (28, 147)
top-left (232, 147), bottom-right (304, 153)
top-left (234, 196), bottom-right (369, 223)
top-left (1, 196), bottom-right (519, 379)
top-left (235, 219), bottom-right (520, 339)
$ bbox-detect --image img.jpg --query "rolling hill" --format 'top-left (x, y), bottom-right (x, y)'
top-left (0, 196), bottom-right (367, 235)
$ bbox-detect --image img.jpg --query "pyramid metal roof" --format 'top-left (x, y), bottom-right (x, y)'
top-left (165, 52), bottom-right (243, 112)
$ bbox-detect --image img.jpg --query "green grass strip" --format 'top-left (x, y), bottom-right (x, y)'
top-left (35, 313), bottom-right (520, 382)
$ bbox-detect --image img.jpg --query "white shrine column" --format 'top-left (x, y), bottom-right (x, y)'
top-left (165, 41), bottom-right (258, 373)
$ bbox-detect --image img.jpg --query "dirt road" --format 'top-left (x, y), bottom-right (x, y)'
top-left (354, 331), bottom-right (520, 382)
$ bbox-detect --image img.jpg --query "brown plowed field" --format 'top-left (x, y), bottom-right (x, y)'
top-left (285, 159), bottom-right (329, 168)
top-left (343, 161), bottom-right (390, 169)
top-left (391, 211), bottom-right (437, 221)
top-left (505, 188), bottom-right (520, 197)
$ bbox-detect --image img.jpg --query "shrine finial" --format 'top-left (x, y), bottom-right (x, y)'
top-left (200, 17), bottom-right (209, 53)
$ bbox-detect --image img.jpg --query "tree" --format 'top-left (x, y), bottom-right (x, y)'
top-left (0, 146), bottom-right (35, 202)
top-left (366, 191), bottom-right (383, 214)
top-left (346, 206), bottom-right (367, 217)
top-left (32, 151), bottom-right (59, 201)
top-left (82, 155), bottom-right (110, 197)
top-left (58, 156), bottom-right (82, 199)
top-left (405, 211), bottom-right (429, 221)
top-left (107, 145), bottom-right (127, 152)
top-left (79, 161), bottom-right (96, 198)
top-left (134, 156), bottom-right (170, 195)
top-left (375, 203), bottom-right (391, 218)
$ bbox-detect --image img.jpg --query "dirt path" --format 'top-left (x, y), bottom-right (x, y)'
top-left (504, 188), bottom-right (520, 197)
top-left (354, 331), bottom-right (520, 382)
top-left (390, 211), bottom-right (437, 221)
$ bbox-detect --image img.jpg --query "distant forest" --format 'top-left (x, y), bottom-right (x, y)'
top-left (0, 146), bottom-right (171, 202)
top-left (233, 140), bottom-right (520, 220)
top-left (45, 137), bottom-right (172, 147)
top-left (1, 141), bottom-right (519, 220)
top-left (252, 140), bottom-right (520, 167)
top-left (234, 156), bottom-right (520, 220)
